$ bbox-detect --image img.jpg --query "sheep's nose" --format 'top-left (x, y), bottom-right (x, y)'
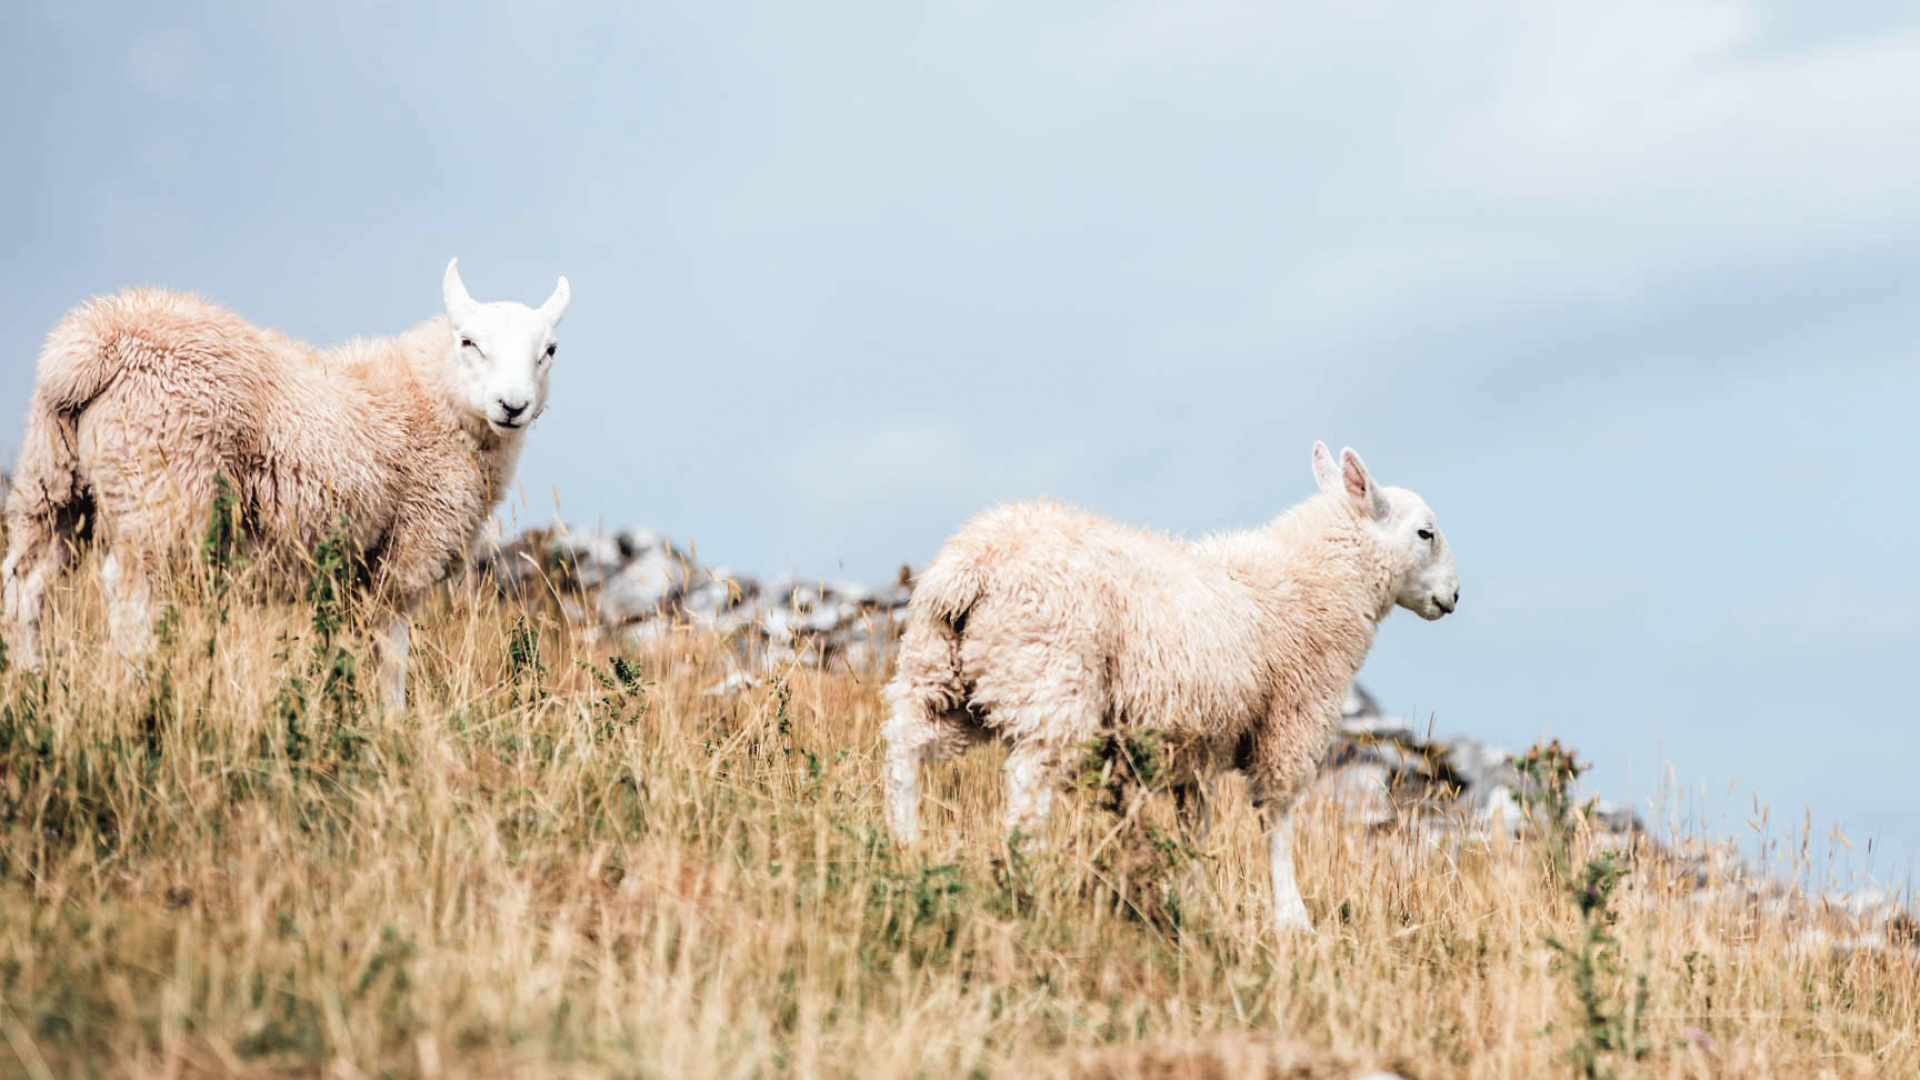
top-left (1452, 587), bottom-right (1460, 606)
top-left (498, 399), bottom-right (528, 419)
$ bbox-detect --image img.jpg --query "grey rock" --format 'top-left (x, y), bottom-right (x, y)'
top-left (763, 572), bottom-right (801, 607)
top-left (800, 605), bottom-right (849, 634)
top-left (1478, 786), bottom-right (1526, 836)
top-left (1311, 762), bottom-right (1395, 827)
top-left (1440, 738), bottom-right (1521, 792)
top-left (824, 579), bottom-right (875, 606)
top-left (758, 607), bottom-right (797, 645)
top-left (620, 526), bottom-right (664, 555)
top-left (1342, 684), bottom-right (1379, 719)
top-left (680, 574), bottom-right (750, 623)
top-left (598, 547), bottom-right (690, 624)
top-left (1338, 712), bottom-right (1419, 741)
top-left (1588, 798), bottom-right (1641, 836)
top-left (553, 526), bottom-right (630, 588)
top-left (619, 619), bottom-right (673, 647)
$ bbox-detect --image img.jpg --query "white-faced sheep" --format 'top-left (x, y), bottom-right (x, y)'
top-left (2, 260), bottom-right (569, 708)
top-left (881, 442), bottom-right (1459, 933)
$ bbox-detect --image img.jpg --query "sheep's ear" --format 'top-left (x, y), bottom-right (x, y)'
top-left (443, 258), bottom-right (476, 320)
top-left (540, 276), bottom-right (570, 326)
top-left (1311, 441), bottom-right (1340, 495)
top-left (1340, 447), bottom-right (1388, 520)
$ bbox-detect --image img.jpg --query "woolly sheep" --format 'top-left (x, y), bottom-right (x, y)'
top-left (881, 442), bottom-right (1459, 933)
top-left (2, 260), bottom-right (569, 708)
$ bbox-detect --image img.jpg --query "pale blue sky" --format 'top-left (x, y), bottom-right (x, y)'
top-left (4, 1), bottom-right (1917, 876)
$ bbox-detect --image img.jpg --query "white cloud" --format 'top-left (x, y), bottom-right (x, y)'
top-left (1431, 7), bottom-right (1920, 216)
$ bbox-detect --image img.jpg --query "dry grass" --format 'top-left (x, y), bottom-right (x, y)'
top-left (0, 552), bottom-right (1915, 1080)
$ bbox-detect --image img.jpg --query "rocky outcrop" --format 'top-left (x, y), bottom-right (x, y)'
top-left (474, 524), bottom-right (911, 673)
top-left (1320, 685), bottom-right (1639, 841)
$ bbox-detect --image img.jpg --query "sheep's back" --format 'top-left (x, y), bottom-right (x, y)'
top-left (47, 289), bottom-right (282, 428)
top-left (55, 289), bottom-right (422, 567)
top-left (936, 502), bottom-right (1272, 742)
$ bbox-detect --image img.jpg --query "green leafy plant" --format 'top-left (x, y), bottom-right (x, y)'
top-left (507, 616), bottom-right (547, 701)
top-left (1513, 738), bottom-right (1587, 883)
top-left (1545, 851), bottom-right (1653, 1080)
top-left (1516, 739), bottom-right (1654, 1079)
top-left (585, 655), bottom-right (651, 742)
top-left (1074, 729), bottom-right (1171, 817)
top-left (200, 473), bottom-right (247, 591)
top-left (1071, 730), bottom-right (1200, 933)
top-left (273, 524), bottom-right (366, 764)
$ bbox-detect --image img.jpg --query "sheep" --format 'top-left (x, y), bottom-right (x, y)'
top-left (2, 259), bottom-right (569, 708)
top-left (881, 442), bottom-right (1459, 933)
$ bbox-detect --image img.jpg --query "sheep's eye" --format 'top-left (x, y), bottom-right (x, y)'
top-left (460, 337), bottom-right (476, 350)
top-left (1417, 528), bottom-right (1434, 541)
top-left (544, 344), bottom-right (557, 359)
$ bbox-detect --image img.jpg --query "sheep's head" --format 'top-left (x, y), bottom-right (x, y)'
top-left (1311, 441), bottom-right (1459, 621)
top-left (441, 258), bottom-right (570, 436)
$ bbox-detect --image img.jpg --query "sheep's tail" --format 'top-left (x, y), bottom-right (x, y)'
top-left (7, 389), bottom-right (91, 525)
top-left (8, 304), bottom-right (125, 540)
top-left (3, 395), bottom-right (89, 667)
top-left (883, 547), bottom-right (993, 730)
top-left (905, 546), bottom-right (993, 631)
top-left (3, 307), bottom-right (120, 662)
top-left (880, 554), bottom-right (988, 841)
top-left (38, 293), bottom-right (130, 402)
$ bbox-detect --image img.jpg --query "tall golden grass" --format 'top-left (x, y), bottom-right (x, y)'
top-left (0, 549), bottom-right (1913, 1079)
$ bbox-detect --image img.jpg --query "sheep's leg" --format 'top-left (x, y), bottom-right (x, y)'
top-left (1261, 804), bottom-right (1314, 933)
top-left (374, 501), bottom-right (481, 713)
top-left (370, 521), bottom-right (440, 713)
top-left (883, 732), bottom-right (926, 843)
top-left (1247, 711), bottom-right (1320, 934)
top-left (881, 700), bottom-right (988, 843)
top-left (1003, 742), bottom-right (1058, 841)
top-left (376, 604), bottom-right (416, 712)
top-left (1, 528), bottom-right (64, 672)
top-left (882, 610), bottom-right (986, 844)
top-left (101, 550), bottom-right (155, 662)
top-left (880, 709), bottom-right (967, 843)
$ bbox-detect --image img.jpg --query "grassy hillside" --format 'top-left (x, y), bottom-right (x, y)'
top-left (1, 552), bottom-right (1914, 1079)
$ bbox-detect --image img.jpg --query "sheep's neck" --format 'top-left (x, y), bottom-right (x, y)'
top-left (1214, 495), bottom-right (1397, 707)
